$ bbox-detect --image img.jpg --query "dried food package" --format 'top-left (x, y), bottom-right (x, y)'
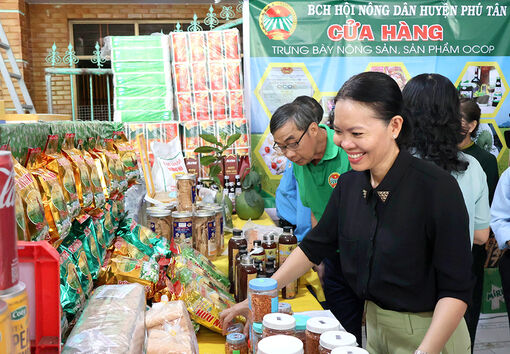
top-left (62, 283), bottom-right (146, 354)
top-left (177, 92), bottom-right (194, 122)
top-left (225, 61), bottom-right (242, 91)
top-left (174, 63), bottom-right (191, 93)
top-left (151, 139), bottom-right (187, 200)
top-left (223, 29), bottom-right (241, 60)
top-left (112, 236), bottom-right (150, 262)
top-left (211, 91), bottom-right (228, 121)
top-left (146, 300), bottom-right (199, 354)
top-left (171, 32), bottom-right (190, 64)
top-left (209, 62), bottom-right (226, 91)
top-left (57, 247), bottom-right (86, 326)
top-left (70, 213), bottom-right (102, 280)
top-left (113, 131), bottom-right (140, 187)
top-left (183, 121), bottom-right (200, 151)
top-left (191, 62), bottom-right (208, 92)
top-left (233, 119), bottom-right (250, 148)
top-left (104, 138), bottom-right (128, 195)
top-left (61, 134), bottom-right (94, 209)
top-left (189, 32), bottom-right (206, 63)
top-left (43, 135), bottom-right (81, 219)
top-left (207, 31), bottom-right (224, 61)
top-left (194, 92), bottom-right (211, 121)
top-left (13, 158), bottom-right (50, 241)
top-left (88, 137), bottom-right (112, 201)
top-left (229, 91), bottom-right (244, 119)
top-left (26, 148), bottom-right (72, 245)
top-left (77, 140), bottom-right (106, 209)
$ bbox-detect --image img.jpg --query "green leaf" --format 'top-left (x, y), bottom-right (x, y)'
top-left (213, 175), bottom-right (221, 186)
top-left (209, 164), bottom-right (221, 177)
top-left (199, 155), bottom-right (217, 166)
top-left (219, 131), bottom-right (228, 143)
top-left (194, 146), bottom-right (216, 154)
top-left (226, 133), bottom-right (241, 148)
top-left (200, 134), bottom-right (221, 146)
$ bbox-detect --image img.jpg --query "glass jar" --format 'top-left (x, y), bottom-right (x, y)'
top-left (251, 322), bottom-right (263, 353)
top-left (293, 315), bottom-right (310, 348)
top-left (225, 332), bottom-right (248, 354)
top-left (257, 335), bottom-right (303, 354)
top-left (278, 302), bottom-right (293, 315)
top-left (249, 278), bottom-right (278, 323)
top-left (172, 211), bottom-right (193, 246)
top-left (226, 322), bottom-right (244, 335)
top-left (193, 210), bottom-right (216, 260)
top-left (262, 313), bottom-right (296, 338)
top-left (229, 229), bottom-right (247, 292)
top-left (176, 174), bottom-right (196, 212)
top-left (305, 317), bottom-right (341, 354)
top-left (202, 204), bottom-right (224, 254)
top-left (239, 255), bottom-right (257, 302)
top-left (278, 226), bottom-right (298, 298)
top-left (331, 347), bottom-right (368, 354)
top-left (235, 246), bottom-right (248, 301)
top-left (319, 331), bottom-right (357, 353)
top-left (262, 233), bottom-right (277, 265)
top-left (146, 208), bottom-right (172, 242)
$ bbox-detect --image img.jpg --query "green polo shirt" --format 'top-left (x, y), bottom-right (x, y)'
top-left (293, 125), bottom-right (350, 221)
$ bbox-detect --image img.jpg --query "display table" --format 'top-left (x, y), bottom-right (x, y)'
top-left (197, 213), bottom-right (325, 352)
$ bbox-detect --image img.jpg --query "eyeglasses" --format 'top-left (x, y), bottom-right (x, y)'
top-left (273, 124), bottom-right (311, 153)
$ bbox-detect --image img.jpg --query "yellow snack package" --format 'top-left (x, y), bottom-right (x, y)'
top-left (43, 135), bottom-right (81, 219)
top-left (26, 147), bottom-right (72, 245)
top-left (112, 236), bottom-right (150, 262)
top-left (61, 133), bottom-right (94, 209)
top-left (13, 157), bottom-right (50, 241)
top-left (88, 137), bottom-right (111, 202)
top-left (113, 131), bottom-right (140, 187)
top-left (77, 139), bottom-right (106, 209)
top-left (105, 138), bottom-right (128, 194)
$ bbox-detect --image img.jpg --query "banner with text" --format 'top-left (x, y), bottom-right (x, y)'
top-left (245, 0), bottom-right (510, 198)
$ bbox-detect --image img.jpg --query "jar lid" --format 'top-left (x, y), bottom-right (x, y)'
top-left (263, 313), bottom-right (295, 330)
top-left (249, 278), bottom-right (277, 291)
top-left (252, 322), bottom-right (263, 334)
top-left (172, 211), bottom-right (193, 218)
top-left (176, 173), bottom-right (196, 180)
top-left (282, 226), bottom-right (293, 233)
top-left (319, 331), bottom-right (357, 350)
top-left (278, 302), bottom-right (292, 313)
top-left (195, 210), bottom-right (215, 217)
top-left (257, 335), bottom-right (303, 354)
top-left (293, 315), bottom-right (310, 331)
top-left (147, 208), bottom-right (172, 217)
top-left (306, 317), bottom-right (340, 334)
top-left (226, 332), bottom-right (246, 345)
top-left (232, 229), bottom-right (243, 238)
top-left (331, 346), bottom-right (368, 354)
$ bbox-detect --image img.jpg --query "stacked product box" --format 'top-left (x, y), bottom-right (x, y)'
top-left (171, 29), bottom-right (250, 158)
top-left (111, 36), bottom-right (174, 122)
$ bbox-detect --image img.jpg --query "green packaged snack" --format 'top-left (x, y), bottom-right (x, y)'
top-left (57, 246), bottom-right (86, 324)
top-left (89, 212), bottom-right (107, 262)
top-left (71, 214), bottom-right (102, 280)
top-left (116, 218), bottom-right (172, 259)
top-left (60, 231), bottom-right (94, 297)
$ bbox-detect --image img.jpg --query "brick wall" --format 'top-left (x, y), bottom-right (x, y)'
top-left (27, 3), bottom-right (241, 116)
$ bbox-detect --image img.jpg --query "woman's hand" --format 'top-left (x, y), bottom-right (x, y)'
top-left (220, 299), bottom-right (251, 336)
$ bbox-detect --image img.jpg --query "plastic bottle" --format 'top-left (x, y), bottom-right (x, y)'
top-left (229, 229), bottom-right (247, 293)
top-left (278, 226), bottom-right (298, 299)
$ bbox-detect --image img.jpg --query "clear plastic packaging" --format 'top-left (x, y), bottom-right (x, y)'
top-left (62, 284), bottom-right (145, 353)
top-left (146, 208), bottom-right (172, 242)
top-left (319, 331), bottom-right (357, 353)
top-left (193, 210), bottom-right (216, 260)
top-left (305, 317), bottom-right (341, 354)
top-left (176, 174), bottom-right (196, 212)
top-left (262, 313), bottom-right (296, 338)
top-left (249, 278), bottom-right (278, 323)
top-left (146, 299), bottom-right (198, 354)
top-left (257, 334), bottom-right (303, 354)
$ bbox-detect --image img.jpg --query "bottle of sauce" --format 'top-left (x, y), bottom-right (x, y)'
top-left (251, 240), bottom-right (265, 263)
top-left (235, 246), bottom-right (248, 301)
top-left (228, 229), bottom-right (247, 293)
top-left (265, 258), bottom-right (276, 278)
top-left (278, 226), bottom-right (298, 299)
top-left (255, 259), bottom-right (266, 278)
top-left (262, 233), bottom-right (277, 266)
top-left (239, 255), bottom-right (257, 302)
top-left (235, 174), bottom-right (242, 196)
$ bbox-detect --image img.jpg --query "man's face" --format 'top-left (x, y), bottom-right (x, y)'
top-left (272, 120), bottom-right (316, 166)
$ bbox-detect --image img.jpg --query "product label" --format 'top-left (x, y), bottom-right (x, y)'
top-left (173, 221), bottom-right (192, 245)
top-left (191, 185), bottom-right (196, 204)
top-left (265, 248), bottom-right (277, 263)
top-left (207, 221), bottom-right (217, 256)
top-left (278, 243), bottom-right (297, 266)
top-left (271, 296), bottom-right (279, 313)
top-left (7, 289), bottom-right (29, 353)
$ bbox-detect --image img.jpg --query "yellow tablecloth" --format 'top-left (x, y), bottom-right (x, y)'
top-left (197, 213), bottom-right (325, 353)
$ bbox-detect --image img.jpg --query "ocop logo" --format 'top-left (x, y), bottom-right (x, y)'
top-left (11, 306), bottom-right (27, 321)
top-left (259, 2), bottom-right (297, 40)
top-left (328, 172), bottom-right (340, 188)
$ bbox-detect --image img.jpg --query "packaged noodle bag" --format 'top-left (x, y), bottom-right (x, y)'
top-left (98, 255), bottom-right (160, 299)
top-left (116, 218), bottom-right (172, 260)
top-left (71, 213), bottom-right (102, 280)
top-left (13, 158), bottom-right (50, 241)
top-left (89, 210), bottom-right (108, 261)
top-left (113, 131), bottom-right (140, 187)
top-left (62, 134), bottom-right (94, 209)
top-left (43, 135), bottom-right (81, 219)
top-left (60, 231), bottom-right (94, 297)
top-left (15, 190), bottom-right (29, 241)
top-left (104, 138), bottom-right (128, 195)
top-left (26, 148), bottom-right (72, 245)
top-left (57, 247), bottom-right (86, 325)
top-left (112, 236), bottom-right (150, 261)
top-left (88, 137), bottom-right (111, 201)
top-left (77, 139), bottom-right (106, 209)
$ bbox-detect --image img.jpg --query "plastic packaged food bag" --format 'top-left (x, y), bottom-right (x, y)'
top-left (146, 300), bottom-right (198, 354)
top-left (62, 283), bottom-right (146, 354)
top-left (151, 139), bottom-right (187, 200)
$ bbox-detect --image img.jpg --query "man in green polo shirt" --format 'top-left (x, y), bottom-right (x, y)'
top-left (270, 100), bottom-right (364, 345)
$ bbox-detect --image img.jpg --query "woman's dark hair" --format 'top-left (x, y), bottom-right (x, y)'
top-left (293, 96), bottom-right (323, 123)
top-left (402, 73), bottom-right (468, 173)
top-left (334, 71), bottom-right (411, 147)
top-left (460, 98), bottom-right (481, 138)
